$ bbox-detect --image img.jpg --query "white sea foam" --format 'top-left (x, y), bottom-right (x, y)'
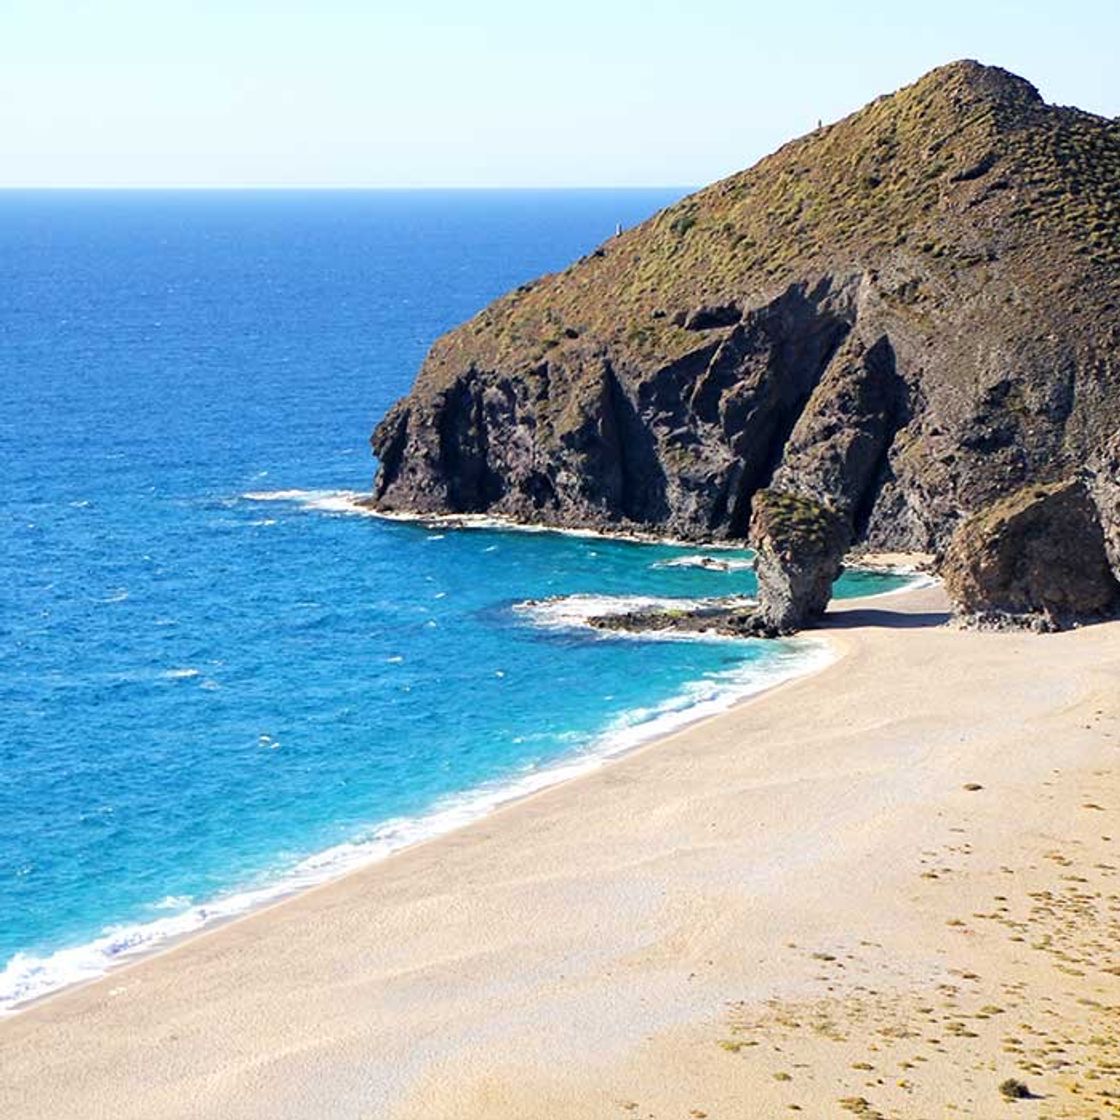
top-left (242, 489), bottom-right (376, 516)
top-left (0, 882), bottom-right (303, 1012)
top-left (845, 568), bottom-right (940, 594)
top-left (651, 553), bottom-right (755, 572)
top-left (0, 630), bottom-right (830, 1016)
top-left (239, 489), bottom-right (741, 548)
top-left (514, 592), bottom-right (756, 639)
top-left (882, 571), bottom-right (939, 594)
top-left (242, 488), bottom-right (327, 503)
top-left (149, 895), bottom-right (193, 911)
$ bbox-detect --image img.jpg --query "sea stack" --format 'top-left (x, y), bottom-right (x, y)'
top-left (370, 61), bottom-right (1120, 630)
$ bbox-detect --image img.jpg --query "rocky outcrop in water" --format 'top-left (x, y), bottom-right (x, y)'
top-left (587, 598), bottom-right (763, 639)
top-left (370, 61), bottom-right (1120, 630)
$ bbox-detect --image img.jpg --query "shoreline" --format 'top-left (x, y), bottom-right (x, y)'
top-left (246, 488), bottom-right (764, 549)
top-left (1, 638), bottom-right (838, 1013)
top-left (3, 582), bottom-right (1118, 1117)
top-left (246, 490), bottom-right (937, 571)
top-left (2, 547), bottom-right (880, 1015)
top-left (0, 642), bottom-right (833, 1015)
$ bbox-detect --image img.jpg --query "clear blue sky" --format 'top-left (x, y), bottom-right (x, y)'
top-left (3, 0), bottom-right (1117, 188)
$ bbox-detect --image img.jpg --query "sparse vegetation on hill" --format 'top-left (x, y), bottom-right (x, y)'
top-left (371, 60), bottom-right (1120, 628)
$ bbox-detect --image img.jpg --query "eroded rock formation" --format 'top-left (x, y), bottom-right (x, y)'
top-left (748, 490), bottom-right (851, 633)
top-left (941, 480), bottom-right (1120, 628)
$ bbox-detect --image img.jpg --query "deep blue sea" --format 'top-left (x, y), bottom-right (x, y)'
top-left (0, 190), bottom-right (909, 1010)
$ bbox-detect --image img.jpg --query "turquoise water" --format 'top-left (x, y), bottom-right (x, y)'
top-left (0, 190), bottom-right (910, 1010)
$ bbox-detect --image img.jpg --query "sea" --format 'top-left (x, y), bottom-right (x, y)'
top-left (0, 189), bottom-right (912, 1011)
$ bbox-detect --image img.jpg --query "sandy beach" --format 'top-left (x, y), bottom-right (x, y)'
top-left (2, 582), bottom-right (1118, 1119)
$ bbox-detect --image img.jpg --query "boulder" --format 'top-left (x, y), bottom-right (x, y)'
top-left (942, 480), bottom-right (1120, 627)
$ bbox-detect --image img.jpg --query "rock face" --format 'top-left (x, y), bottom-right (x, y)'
top-left (371, 60), bottom-right (1120, 628)
top-left (1088, 432), bottom-right (1120, 582)
top-left (748, 490), bottom-right (851, 633)
top-left (941, 480), bottom-right (1120, 627)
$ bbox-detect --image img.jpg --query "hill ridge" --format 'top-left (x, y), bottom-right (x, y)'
top-left (369, 61), bottom-right (1120, 628)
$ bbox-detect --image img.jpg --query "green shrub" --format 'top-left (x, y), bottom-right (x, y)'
top-left (998, 1078), bottom-right (1031, 1100)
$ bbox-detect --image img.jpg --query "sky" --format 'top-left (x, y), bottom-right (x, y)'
top-left (2, 0), bottom-right (1118, 188)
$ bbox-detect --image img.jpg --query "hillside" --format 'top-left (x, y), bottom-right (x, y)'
top-left (369, 61), bottom-right (1120, 627)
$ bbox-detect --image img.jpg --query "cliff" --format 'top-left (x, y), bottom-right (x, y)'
top-left (370, 61), bottom-right (1120, 629)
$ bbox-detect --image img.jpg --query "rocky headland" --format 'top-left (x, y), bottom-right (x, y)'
top-left (369, 60), bottom-right (1120, 633)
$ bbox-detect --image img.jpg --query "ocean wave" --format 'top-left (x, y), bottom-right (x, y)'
top-left (845, 568), bottom-right (939, 593)
top-left (514, 592), bottom-right (756, 638)
top-left (591, 638), bottom-right (831, 755)
top-left (241, 488), bottom-right (375, 516)
top-left (651, 553), bottom-right (754, 572)
top-left (241, 488), bottom-right (320, 502)
top-left (886, 571), bottom-right (939, 590)
top-left (0, 883), bottom-right (297, 1012)
top-left (149, 895), bottom-right (193, 911)
top-left (0, 633), bottom-right (828, 1015)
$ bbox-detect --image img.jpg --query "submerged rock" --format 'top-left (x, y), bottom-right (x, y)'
top-left (587, 600), bottom-right (772, 639)
top-left (941, 480), bottom-right (1120, 628)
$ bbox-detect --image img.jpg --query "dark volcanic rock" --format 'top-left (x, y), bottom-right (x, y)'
top-left (941, 480), bottom-right (1120, 627)
top-left (682, 303), bottom-right (743, 331)
top-left (1088, 431), bottom-right (1120, 582)
top-left (371, 60), bottom-right (1120, 627)
top-left (768, 332), bottom-right (909, 532)
top-left (587, 599), bottom-right (771, 639)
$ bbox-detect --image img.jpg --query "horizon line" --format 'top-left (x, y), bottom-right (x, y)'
top-left (0, 184), bottom-right (696, 193)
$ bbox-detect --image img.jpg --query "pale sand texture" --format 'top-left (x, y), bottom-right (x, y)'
top-left (846, 550), bottom-right (936, 572)
top-left (2, 584), bottom-right (1118, 1119)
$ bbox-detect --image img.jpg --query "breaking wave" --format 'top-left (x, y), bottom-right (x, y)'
top-left (514, 592), bottom-right (755, 639)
